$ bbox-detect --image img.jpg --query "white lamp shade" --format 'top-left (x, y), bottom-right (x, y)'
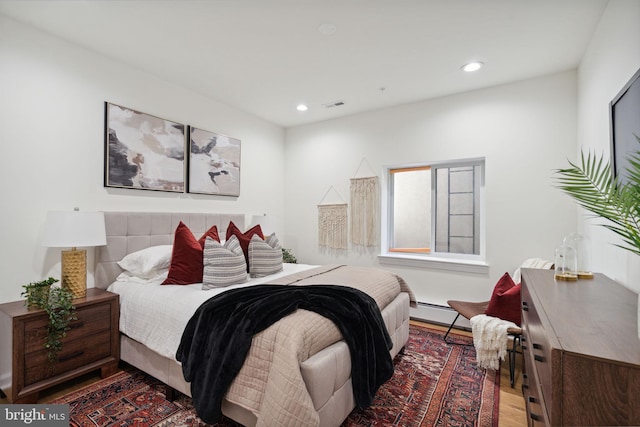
top-left (250, 214), bottom-right (277, 236)
top-left (42, 211), bottom-right (107, 248)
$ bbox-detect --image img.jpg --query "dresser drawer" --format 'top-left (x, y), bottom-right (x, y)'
top-left (23, 329), bottom-right (112, 385)
top-left (521, 283), bottom-right (554, 412)
top-left (23, 303), bottom-right (112, 354)
top-left (522, 333), bottom-right (547, 426)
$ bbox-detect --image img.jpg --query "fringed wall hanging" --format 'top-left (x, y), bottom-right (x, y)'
top-left (350, 158), bottom-right (379, 247)
top-left (317, 186), bottom-right (348, 249)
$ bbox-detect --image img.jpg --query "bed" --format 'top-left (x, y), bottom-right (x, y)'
top-left (94, 212), bottom-right (415, 427)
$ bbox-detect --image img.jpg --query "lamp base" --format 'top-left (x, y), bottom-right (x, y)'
top-left (61, 249), bottom-right (87, 298)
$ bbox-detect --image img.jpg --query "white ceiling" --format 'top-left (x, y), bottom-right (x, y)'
top-left (0, 0), bottom-right (609, 128)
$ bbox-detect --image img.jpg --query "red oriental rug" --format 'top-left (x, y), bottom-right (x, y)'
top-left (52, 324), bottom-right (499, 426)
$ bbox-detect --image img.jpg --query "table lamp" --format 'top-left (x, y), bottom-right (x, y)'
top-left (250, 214), bottom-right (277, 236)
top-left (41, 209), bottom-right (107, 298)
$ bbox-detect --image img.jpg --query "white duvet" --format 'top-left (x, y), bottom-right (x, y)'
top-left (107, 263), bottom-right (316, 361)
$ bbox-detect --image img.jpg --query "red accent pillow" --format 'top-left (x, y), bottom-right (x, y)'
top-left (484, 272), bottom-right (521, 326)
top-left (225, 221), bottom-right (264, 269)
top-left (162, 222), bottom-right (219, 285)
top-left (198, 225), bottom-right (220, 247)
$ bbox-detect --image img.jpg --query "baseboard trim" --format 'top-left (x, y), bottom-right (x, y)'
top-left (410, 302), bottom-right (471, 331)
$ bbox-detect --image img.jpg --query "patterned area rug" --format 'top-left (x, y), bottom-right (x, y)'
top-left (52, 324), bottom-right (499, 426)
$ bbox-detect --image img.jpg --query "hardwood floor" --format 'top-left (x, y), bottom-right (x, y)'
top-left (2, 321), bottom-right (527, 426)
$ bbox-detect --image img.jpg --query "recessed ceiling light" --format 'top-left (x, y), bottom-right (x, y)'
top-left (461, 61), bottom-right (484, 72)
top-left (296, 104), bottom-right (309, 112)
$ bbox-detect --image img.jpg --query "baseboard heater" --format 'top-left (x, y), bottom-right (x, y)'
top-left (410, 302), bottom-right (471, 331)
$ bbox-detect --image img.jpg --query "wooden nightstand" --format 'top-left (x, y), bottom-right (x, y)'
top-left (0, 288), bottom-right (119, 403)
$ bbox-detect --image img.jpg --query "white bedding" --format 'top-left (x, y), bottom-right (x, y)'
top-left (109, 263), bottom-right (414, 426)
top-left (107, 263), bottom-right (317, 361)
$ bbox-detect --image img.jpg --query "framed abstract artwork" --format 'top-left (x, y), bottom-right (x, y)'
top-left (187, 126), bottom-right (241, 196)
top-left (104, 102), bottom-right (186, 192)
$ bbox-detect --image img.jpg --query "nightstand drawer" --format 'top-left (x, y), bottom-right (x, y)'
top-left (23, 329), bottom-right (112, 385)
top-left (23, 303), bottom-right (112, 354)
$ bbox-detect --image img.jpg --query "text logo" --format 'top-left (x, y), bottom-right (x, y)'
top-left (1, 405), bottom-right (69, 426)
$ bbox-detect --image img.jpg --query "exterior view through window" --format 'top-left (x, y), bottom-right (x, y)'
top-left (387, 159), bottom-right (483, 259)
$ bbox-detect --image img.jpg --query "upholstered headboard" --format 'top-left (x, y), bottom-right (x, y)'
top-left (95, 211), bottom-right (245, 289)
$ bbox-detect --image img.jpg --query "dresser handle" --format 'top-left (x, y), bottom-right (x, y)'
top-left (68, 321), bottom-right (85, 330)
top-left (58, 350), bottom-right (84, 362)
top-left (534, 355), bottom-right (544, 362)
top-left (533, 343), bottom-right (542, 350)
top-left (528, 396), bottom-right (537, 403)
top-left (522, 344), bottom-right (528, 350)
top-left (522, 302), bottom-right (529, 311)
top-left (530, 413), bottom-right (542, 422)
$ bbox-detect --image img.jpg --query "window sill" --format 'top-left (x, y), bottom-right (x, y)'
top-left (378, 253), bottom-right (489, 274)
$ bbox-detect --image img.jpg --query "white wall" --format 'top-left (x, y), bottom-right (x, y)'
top-left (284, 71), bottom-right (578, 306)
top-left (5, 1), bottom-right (637, 310)
top-left (577, 0), bottom-right (640, 293)
top-left (0, 15), bottom-right (285, 303)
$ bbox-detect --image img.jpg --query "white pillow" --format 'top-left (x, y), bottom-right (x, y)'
top-left (117, 245), bottom-right (173, 278)
top-left (116, 270), bottom-right (168, 284)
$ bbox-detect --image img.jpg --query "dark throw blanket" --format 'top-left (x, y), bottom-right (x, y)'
top-left (176, 284), bottom-right (394, 424)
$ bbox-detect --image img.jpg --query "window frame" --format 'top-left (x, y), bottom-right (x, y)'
top-left (379, 157), bottom-right (488, 273)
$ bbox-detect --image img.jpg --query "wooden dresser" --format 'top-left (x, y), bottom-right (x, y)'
top-left (520, 269), bottom-right (640, 426)
top-left (0, 288), bottom-right (119, 403)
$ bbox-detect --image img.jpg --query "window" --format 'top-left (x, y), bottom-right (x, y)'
top-left (389, 166), bottom-right (431, 253)
top-left (380, 158), bottom-right (486, 272)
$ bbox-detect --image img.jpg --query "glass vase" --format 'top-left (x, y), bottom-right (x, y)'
top-left (563, 233), bottom-right (593, 279)
top-left (554, 244), bottom-right (578, 281)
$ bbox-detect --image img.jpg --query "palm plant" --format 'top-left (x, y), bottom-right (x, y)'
top-left (555, 140), bottom-right (640, 256)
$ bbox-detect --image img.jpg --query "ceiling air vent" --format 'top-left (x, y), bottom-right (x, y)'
top-left (322, 100), bottom-right (345, 109)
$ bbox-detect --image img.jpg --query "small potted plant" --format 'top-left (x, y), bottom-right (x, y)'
top-left (21, 277), bottom-right (77, 363)
top-left (21, 277), bottom-right (58, 309)
top-left (282, 248), bottom-right (297, 264)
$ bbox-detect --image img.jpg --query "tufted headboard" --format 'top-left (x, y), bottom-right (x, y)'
top-left (94, 211), bottom-right (245, 289)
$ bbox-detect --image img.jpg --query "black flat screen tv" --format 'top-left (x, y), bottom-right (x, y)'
top-left (610, 67), bottom-right (640, 185)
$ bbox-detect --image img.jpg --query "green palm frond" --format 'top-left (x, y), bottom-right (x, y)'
top-left (554, 142), bottom-right (640, 257)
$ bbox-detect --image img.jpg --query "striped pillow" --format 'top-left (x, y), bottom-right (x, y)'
top-left (202, 235), bottom-right (247, 289)
top-left (248, 233), bottom-right (283, 278)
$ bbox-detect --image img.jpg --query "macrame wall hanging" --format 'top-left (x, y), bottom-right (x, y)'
top-left (350, 158), bottom-right (379, 247)
top-left (317, 186), bottom-right (348, 249)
